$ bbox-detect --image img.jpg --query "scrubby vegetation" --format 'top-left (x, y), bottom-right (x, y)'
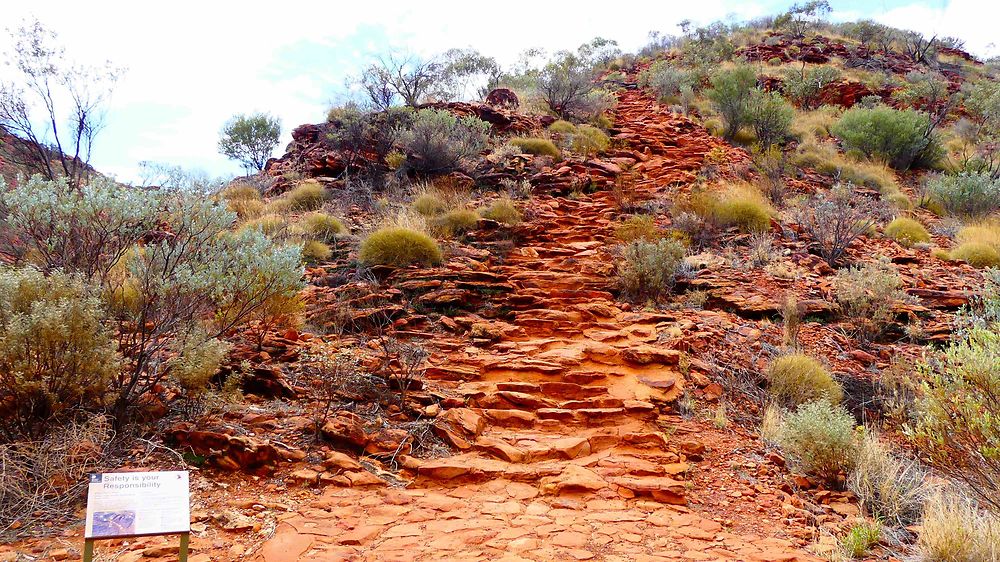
top-left (767, 354), bottom-right (842, 407)
top-left (0, 175), bottom-right (304, 436)
top-left (511, 137), bottom-right (561, 158)
top-left (831, 105), bottom-right (933, 170)
top-left (777, 400), bottom-right (857, 481)
top-left (833, 259), bottom-right (906, 343)
top-left (359, 227), bottom-right (443, 267)
top-left (884, 216), bottom-right (930, 246)
top-left (924, 172), bottom-right (1000, 219)
top-left (615, 238), bottom-right (686, 302)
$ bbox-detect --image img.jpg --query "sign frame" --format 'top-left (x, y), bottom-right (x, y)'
top-left (82, 471), bottom-right (191, 562)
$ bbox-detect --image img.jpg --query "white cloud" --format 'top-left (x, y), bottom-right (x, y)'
top-left (868, 0), bottom-right (999, 58)
top-left (2, 0), bottom-right (992, 182)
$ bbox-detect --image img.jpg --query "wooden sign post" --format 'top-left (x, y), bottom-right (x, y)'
top-left (83, 471), bottom-right (191, 562)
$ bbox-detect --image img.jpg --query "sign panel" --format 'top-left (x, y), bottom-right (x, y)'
top-left (84, 471), bottom-right (190, 539)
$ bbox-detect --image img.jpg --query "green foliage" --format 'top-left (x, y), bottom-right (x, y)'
top-left (615, 215), bottom-right (659, 242)
top-left (831, 105), bottom-right (931, 170)
top-left (706, 65), bottom-right (758, 140)
top-left (480, 198), bottom-right (522, 225)
top-left (924, 172), bottom-right (1000, 219)
top-left (511, 137), bottom-right (561, 158)
top-left (747, 90), bottom-right (794, 148)
top-left (710, 190), bottom-right (774, 233)
top-left (841, 521), bottom-right (881, 559)
top-left (884, 217), bottom-right (931, 246)
top-left (283, 180), bottom-right (328, 212)
top-left (911, 303), bottom-right (1000, 510)
top-left (778, 400), bottom-right (857, 481)
top-left (537, 39), bottom-right (619, 120)
top-left (949, 242), bottom-right (1000, 267)
top-left (549, 120), bottom-right (576, 134)
top-left (398, 109), bottom-right (490, 174)
top-left (768, 354), bottom-right (843, 407)
top-left (570, 124), bottom-right (610, 156)
top-left (359, 227), bottom-right (443, 267)
top-left (616, 238), bottom-right (687, 302)
top-left (435, 208), bottom-right (480, 236)
top-left (833, 259), bottom-right (905, 343)
top-left (0, 175), bottom-right (304, 417)
top-left (793, 141), bottom-right (899, 193)
top-left (298, 212), bottom-right (347, 243)
top-left (0, 267), bottom-right (119, 437)
top-left (782, 65), bottom-right (841, 109)
top-left (412, 192), bottom-right (448, 216)
top-left (170, 330), bottom-right (231, 397)
top-left (218, 112), bottom-right (282, 173)
top-left (638, 61), bottom-right (694, 101)
top-left (301, 239), bottom-right (333, 263)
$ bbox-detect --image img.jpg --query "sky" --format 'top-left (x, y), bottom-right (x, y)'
top-left (0, 0), bottom-right (993, 183)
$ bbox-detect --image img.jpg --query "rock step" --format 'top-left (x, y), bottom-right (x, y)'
top-left (412, 455), bottom-right (688, 505)
top-left (495, 381), bottom-right (607, 400)
top-left (471, 392), bottom-right (624, 412)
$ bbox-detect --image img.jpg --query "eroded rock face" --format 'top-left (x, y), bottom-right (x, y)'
top-left (167, 422), bottom-right (280, 471)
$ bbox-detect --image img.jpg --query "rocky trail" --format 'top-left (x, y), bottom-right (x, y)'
top-left (246, 90), bottom-right (824, 562)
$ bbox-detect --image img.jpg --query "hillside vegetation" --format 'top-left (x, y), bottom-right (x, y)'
top-left (2, 3), bottom-right (1000, 561)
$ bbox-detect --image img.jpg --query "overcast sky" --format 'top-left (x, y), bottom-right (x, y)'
top-left (0, 0), bottom-right (991, 183)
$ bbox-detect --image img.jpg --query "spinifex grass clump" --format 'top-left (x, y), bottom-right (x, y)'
top-left (359, 227), bottom-right (443, 267)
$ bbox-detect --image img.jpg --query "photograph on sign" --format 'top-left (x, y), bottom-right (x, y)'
top-left (85, 471), bottom-right (190, 539)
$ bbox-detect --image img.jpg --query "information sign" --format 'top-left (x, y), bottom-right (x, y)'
top-left (84, 471), bottom-right (190, 539)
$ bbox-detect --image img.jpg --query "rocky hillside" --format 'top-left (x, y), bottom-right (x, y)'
top-left (3, 11), bottom-right (1000, 562)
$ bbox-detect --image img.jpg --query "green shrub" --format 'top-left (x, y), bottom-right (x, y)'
top-left (0, 175), bottom-right (305, 416)
top-left (949, 242), bottom-right (1000, 267)
top-left (359, 227), bottom-right (443, 267)
top-left (924, 172), bottom-right (1000, 219)
top-left (221, 183), bottom-right (263, 202)
top-left (956, 222), bottom-right (1000, 249)
top-left (226, 198), bottom-right (265, 220)
top-left (747, 90), bottom-right (794, 148)
top-left (299, 212), bottom-right (347, 243)
top-left (570, 124), bottom-right (610, 156)
top-left (0, 267), bottom-right (119, 437)
top-left (239, 214), bottom-right (288, 237)
top-left (833, 259), bottom-right (905, 343)
top-left (777, 400), bottom-right (858, 481)
top-left (283, 180), bottom-right (328, 211)
top-left (782, 66), bottom-right (841, 109)
top-left (170, 331), bottom-right (231, 397)
top-left (615, 215), bottom-right (658, 242)
top-left (840, 521), bottom-right (881, 559)
top-left (616, 238), bottom-right (686, 302)
top-left (711, 190), bottom-right (773, 233)
top-left (910, 283), bottom-right (1000, 506)
top-left (767, 354), bottom-right (843, 407)
top-left (884, 217), bottom-right (931, 246)
top-left (511, 137), bottom-right (561, 158)
top-left (707, 65), bottom-right (758, 140)
top-left (638, 61), bottom-right (693, 102)
top-left (549, 120), bottom-right (577, 134)
top-left (831, 106), bottom-right (932, 170)
top-left (412, 192), bottom-right (447, 216)
top-left (301, 240), bottom-right (333, 263)
top-left (435, 209), bottom-right (480, 236)
top-left (480, 198), bottom-right (522, 225)
top-left (848, 432), bottom-right (927, 527)
top-left (398, 108), bottom-right (490, 173)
